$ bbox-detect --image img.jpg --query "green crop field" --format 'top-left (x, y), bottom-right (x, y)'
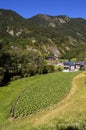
top-left (10, 72), bottom-right (78, 118)
top-left (0, 72), bottom-right (80, 130)
top-left (32, 72), bottom-right (86, 130)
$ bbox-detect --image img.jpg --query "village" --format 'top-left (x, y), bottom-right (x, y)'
top-left (47, 56), bottom-right (86, 72)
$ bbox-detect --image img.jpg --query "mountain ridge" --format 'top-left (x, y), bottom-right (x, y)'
top-left (1, 8), bottom-right (86, 20)
top-left (0, 9), bottom-right (86, 59)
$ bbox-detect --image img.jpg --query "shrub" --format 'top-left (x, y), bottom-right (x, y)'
top-left (45, 64), bottom-right (54, 73)
top-left (55, 66), bottom-right (63, 72)
top-left (11, 75), bottom-right (21, 81)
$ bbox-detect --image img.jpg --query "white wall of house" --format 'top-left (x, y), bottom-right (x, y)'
top-left (70, 66), bottom-right (75, 71)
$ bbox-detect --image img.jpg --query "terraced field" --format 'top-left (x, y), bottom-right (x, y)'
top-left (0, 72), bottom-right (82, 130)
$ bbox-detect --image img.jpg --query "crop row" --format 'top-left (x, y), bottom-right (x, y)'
top-left (10, 72), bottom-right (78, 118)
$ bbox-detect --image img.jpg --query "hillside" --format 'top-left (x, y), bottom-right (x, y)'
top-left (0, 72), bottom-right (81, 130)
top-left (0, 9), bottom-right (86, 85)
top-left (0, 9), bottom-right (86, 58)
top-left (27, 14), bottom-right (86, 58)
top-left (0, 72), bottom-right (86, 130)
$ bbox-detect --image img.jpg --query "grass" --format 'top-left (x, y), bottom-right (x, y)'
top-left (33, 72), bottom-right (86, 130)
top-left (0, 75), bottom-right (41, 124)
top-left (0, 72), bottom-right (79, 130)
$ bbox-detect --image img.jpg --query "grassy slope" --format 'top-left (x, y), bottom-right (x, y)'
top-left (0, 72), bottom-right (79, 130)
top-left (34, 72), bottom-right (86, 130)
top-left (0, 75), bottom-right (41, 126)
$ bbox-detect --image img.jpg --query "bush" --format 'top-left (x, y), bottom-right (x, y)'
top-left (0, 76), bottom-right (3, 86)
top-left (55, 66), bottom-right (63, 72)
top-left (45, 64), bottom-right (54, 73)
top-left (80, 65), bottom-right (86, 71)
top-left (11, 75), bottom-right (21, 81)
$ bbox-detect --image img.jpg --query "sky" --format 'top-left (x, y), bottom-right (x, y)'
top-left (0, 0), bottom-right (86, 19)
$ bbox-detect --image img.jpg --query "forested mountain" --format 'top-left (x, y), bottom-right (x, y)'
top-left (27, 14), bottom-right (86, 58)
top-left (0, 9), bottom-right (86, 57)
top-left (0, 9), bottom-right (86, 85)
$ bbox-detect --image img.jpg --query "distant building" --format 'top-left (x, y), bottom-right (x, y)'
top-left (63, 61), bottom-right (75, 72)
top-left (63, 61), bottom-right (86, 72)
top-left (48, 56), bottom-right (57, 61)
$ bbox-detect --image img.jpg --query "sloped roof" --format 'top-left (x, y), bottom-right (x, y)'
top-left (63, 61), bottom-right (75, 66)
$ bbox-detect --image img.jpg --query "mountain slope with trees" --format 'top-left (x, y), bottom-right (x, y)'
top-left (0, 9), bottom-right (86, 85)
top-left (0, 9), bottom-right (86, 58)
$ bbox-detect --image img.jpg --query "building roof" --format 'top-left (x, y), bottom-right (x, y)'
top-left (63, 61), bottom-right (75, 66)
